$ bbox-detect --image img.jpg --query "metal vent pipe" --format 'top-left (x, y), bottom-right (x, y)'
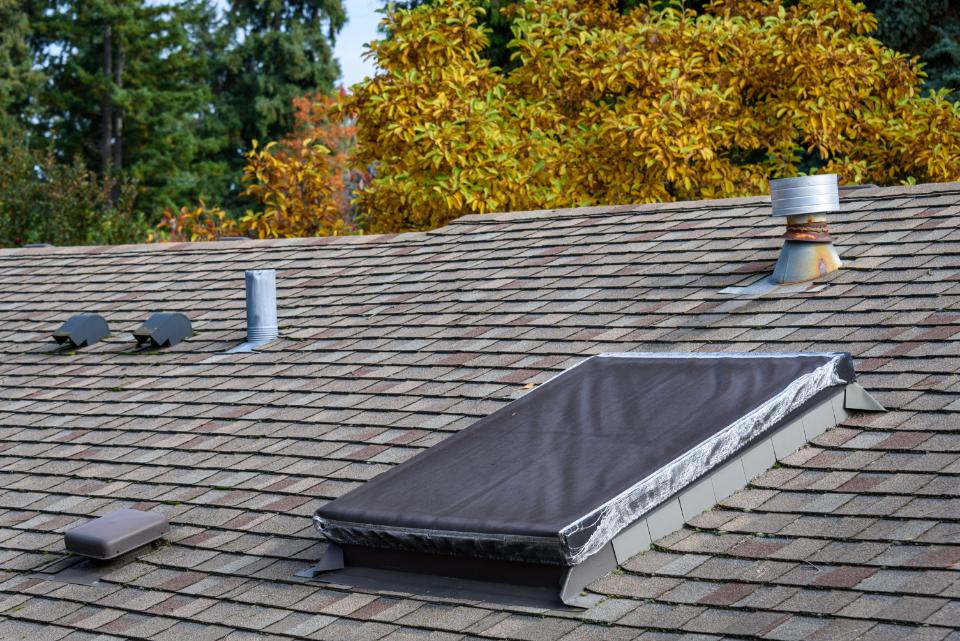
top-left (245, 269), bottom-right (278, 344)
top-left (769, 174), bottom-right (842, 284)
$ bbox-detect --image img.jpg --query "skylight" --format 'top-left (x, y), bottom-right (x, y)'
top-left (305, 352), bottom-right (877, 607)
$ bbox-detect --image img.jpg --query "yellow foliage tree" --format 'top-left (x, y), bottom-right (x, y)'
top-left (153, 201), bottom-right (238, 242)
top-left (241, 138), bottom-right (352, 238)
top-left (156, 95), bottom-right (356, 242)
top-left (344, 0), bottom-right (960, 233)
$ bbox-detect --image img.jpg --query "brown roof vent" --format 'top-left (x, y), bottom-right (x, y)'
top-left (769, 174), bottom-right (842, 283)
top-left (65, 509), bottom-right (169, 560)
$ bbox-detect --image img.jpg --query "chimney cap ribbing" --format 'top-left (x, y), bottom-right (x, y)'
top-left (770, 174), bottom-right (839, 218)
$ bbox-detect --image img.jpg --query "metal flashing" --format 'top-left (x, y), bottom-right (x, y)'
top-left (611, 518), bottom-right (651, 565)
top-left (845, 382), bottom-right (886, 411)
top-left (608, 387), bottom-right (862, 559)
top-left (558, 543), bottom-right (614, 608)
top-left (718, 276), bottom-right (827, 298)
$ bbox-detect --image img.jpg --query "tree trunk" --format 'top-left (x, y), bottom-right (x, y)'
top-left (112, 41), bottom-right (123, 173)
top-left (101, 24), bottom-right (113, 176)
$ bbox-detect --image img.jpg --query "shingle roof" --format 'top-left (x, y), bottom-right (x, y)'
top-left (0, 181), bottom-right (958, 641)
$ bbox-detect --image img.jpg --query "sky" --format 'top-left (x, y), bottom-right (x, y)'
top-left (333, 0), bottom-right (381, 88)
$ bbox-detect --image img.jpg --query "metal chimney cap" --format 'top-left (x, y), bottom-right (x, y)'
top-left (769, 174), bottom-right (839, 217)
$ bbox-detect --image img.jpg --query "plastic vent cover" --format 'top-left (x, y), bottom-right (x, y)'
top-left (65, 509), bottom-right (169, 560)
top-left (134, 312), bottom-right (192, 347)
top-left (311, 352), bottom-right (856, 604)
top-left (52, 314), bottom-right (110, 348)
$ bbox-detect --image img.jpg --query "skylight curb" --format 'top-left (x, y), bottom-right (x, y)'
top-left (610, 389), bottom-right (848, 565)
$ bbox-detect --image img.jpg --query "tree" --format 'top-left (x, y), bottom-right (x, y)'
top-left (156, 91), bottom-right (358, 241)
top-left (863, 0), bottom-right (960, 96)
top-left (0, 137), bottom-right (145, 247)
top-left (27, 0), bottom-right (226, 215)
top-left (155, 138), bottom-right (351, 241)
top-left (343, 0), bottom-right (960, 233)
top-left (0, 0), bottom-right (41, 133)
top-left (385, 1), bottom-right (960, 97)
top-left (282, 89), bottom-right (365, 221)
top-left (211, 0), bottom-right (347, 211)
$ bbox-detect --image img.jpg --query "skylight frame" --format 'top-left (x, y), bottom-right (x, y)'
top-left (305, 351), bottom-right (869, 607)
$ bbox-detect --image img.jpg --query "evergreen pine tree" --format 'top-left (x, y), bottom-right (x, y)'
top-left (0, 0), bottom-right (41, 135)
top-left (211, 0), bottom-right (346, 211)
top-left (863, 0), bottom-right (960, 97)
top-left (27, 0), bottom-right (229, 215)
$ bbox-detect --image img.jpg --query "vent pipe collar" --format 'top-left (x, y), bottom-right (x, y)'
top-left (769, 174), bottom-right (842, 284)
top-left (245, 269), bottom-right (278, 344)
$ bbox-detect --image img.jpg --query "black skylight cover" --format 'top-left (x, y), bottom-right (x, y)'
top-left (315, 352), bottom-right (854, 569)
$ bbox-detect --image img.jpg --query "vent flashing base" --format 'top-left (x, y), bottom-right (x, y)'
top-left (32, 539), bottom-right (165, 586)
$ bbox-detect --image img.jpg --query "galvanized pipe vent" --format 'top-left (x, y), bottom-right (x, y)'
top-left (245, 269), bottom-right (278, 344)
top-left (769, 174), bottom-right (842, 284)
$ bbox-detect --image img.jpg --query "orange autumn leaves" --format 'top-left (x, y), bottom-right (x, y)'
top-left (158, 91), bottom-right (360, 241)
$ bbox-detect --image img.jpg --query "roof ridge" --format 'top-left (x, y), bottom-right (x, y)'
top-left (2, 181), bottom-right (958, 258)
top-left (450, 181), bottom-right (960, 225)
top-left (0, 230), bottom-right (421, 259)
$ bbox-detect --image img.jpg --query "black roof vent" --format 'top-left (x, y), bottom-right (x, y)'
top-left (52, 314), bottom-right (110, 348)
top-left (65, 509), bottom-right (169, 560)
top-left (134, 312), bottom-right (192, 347)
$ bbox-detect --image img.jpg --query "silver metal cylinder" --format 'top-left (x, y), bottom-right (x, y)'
top-left (245, 269), bottom-right (278, 343)
top-left (769, 174), bottom-right (839, 217)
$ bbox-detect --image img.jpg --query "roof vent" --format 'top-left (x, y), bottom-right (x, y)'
top-left (133, 312), bottom-right (192, 347)
top-left (33, 509), bottom-right (170, 585)
top-left (245, 269), bottom-right (278, 344)
top-left (65, 509), bottom-right (169, 560)
top-left (52, 314), bottom-right (110, 348)
top-left (24, 243), bottom-right (54, 248)
top-left (769, 174), bottom-right (842, 283)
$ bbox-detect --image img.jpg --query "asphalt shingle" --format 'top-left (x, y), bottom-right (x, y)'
top-left (0, 183), bottom-right (957, 640)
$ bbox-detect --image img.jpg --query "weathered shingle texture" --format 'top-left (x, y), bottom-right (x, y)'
top-left (0, 182), bottom-right (958, 640)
